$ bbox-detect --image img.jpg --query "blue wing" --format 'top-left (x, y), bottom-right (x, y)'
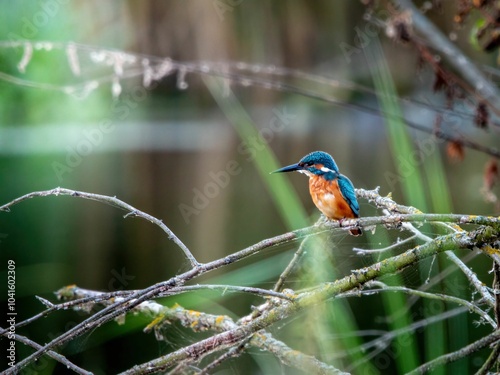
top-left (337, 174), bottom-right (360, 217)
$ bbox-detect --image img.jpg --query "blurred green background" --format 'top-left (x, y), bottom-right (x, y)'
top-left (0, 1), bottom-right (499, 374)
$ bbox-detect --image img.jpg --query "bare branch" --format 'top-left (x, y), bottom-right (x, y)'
top-left (0, 187), bottom-right (200, 267)
top-left (3, 188), bottom-right (500, 374)
top-left (1, 330), bottom-right (91, 375)
top-left (251, 331), bottom-right (349, 375)
top-left (56, 285), bottom-right (340, 375)
top-left (354, 234), bottom-right (417, 255)
top-left (0, 41), bottom-right (499, 158)
top-left (57, 284), bottom-right (293, 303)
top-left (273, 218), bottom-right (323, 292)
top-left (391, 0), bottom-right (500, 112)
top-left (357, 281), bottom-right (495, 327)
top-left (477, 341), bottom-right (500, 375)
top-left (117, 228), bottom-right (499, 374)
top-left (196, 340), bottom-right (249, 375)
top-left (407, 330), bottom-right (500, 375)
top-left (341, 308), bottom-right (467, 372)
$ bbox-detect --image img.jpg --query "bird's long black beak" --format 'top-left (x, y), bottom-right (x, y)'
top-left (271, 163), bottom-right (302, 174)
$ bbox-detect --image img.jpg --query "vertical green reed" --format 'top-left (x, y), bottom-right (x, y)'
top-left (205, 76), bottom-right (379, 374)
top-left (425, 142), bottom-right (466, 374)
top-left (368, 40), bottom-right (425, 374)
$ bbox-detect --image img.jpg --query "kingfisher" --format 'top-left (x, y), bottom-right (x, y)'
top-left (272, 151), bottom-right (362, 236)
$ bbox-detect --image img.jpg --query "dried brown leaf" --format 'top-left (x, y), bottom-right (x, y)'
top-left (475, 102), bottom-right (489, 129)
top-left (484, 158), bottom-right (499, 191)
top-left (433, 71), bottom-right (447, 93)
top-left (446, 141), bottom-right (465, 162)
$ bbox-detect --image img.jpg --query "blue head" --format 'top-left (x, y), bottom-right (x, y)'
top-left (272, 151), bottom-right (339, 180)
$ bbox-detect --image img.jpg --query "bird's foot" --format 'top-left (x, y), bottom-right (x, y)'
top-left (339, 218), bottom-right (363, 236)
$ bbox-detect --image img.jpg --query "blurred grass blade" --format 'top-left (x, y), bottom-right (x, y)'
top-left (424, 149), bottom-right (456, 374)
top-left (367, 40), bottom-right (422, 373)
top-left (204, 75), bottom-right (308, 229)
top-left (205, 75), bottom-right (378, 374)
top-left (370, 232), bottom-right (420, 373)
top-left (367, 41), bottom-right (427, 212)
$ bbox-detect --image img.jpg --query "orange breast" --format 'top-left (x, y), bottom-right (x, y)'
top-left (309, 176), bottom-right (356, 220)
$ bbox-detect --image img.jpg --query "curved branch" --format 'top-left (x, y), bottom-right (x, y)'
top-left (357, 281), bottom-right (495, 327)
top-left (0, 187), bottom-right (200, 268)
top-left (0, 41), bottom-right (498, 158)
top-left (407, 329), bottom-right (500, 374)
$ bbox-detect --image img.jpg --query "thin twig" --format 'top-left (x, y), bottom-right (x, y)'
top-left (343, 308), bottom-right (467, 372)
top-left (56, 284), bottom-right (294, 303)
top-left (446, 251), bottom-right (495, 308)
top-left (196, 339), bottom-right (250, 375)
top-left (0, 331), bottom-right (92, 375)
top-left (357, 281), bottom-right (495, 327)
top-left (273, 216), bottom-right (341, 293)
top-left (116, 228), bottom-right (499, 374)
top-left (353, 234), bottom-right (417, 255)
top-left (0, 289), bottom-right (132, 333)
top-left (494, 262), bottom-right (500, 328)
top-left (400, 221), bottom-right (496, 308)
top-left (2, 188), bottom-right (500, 373)
top-left (477, 262), bottom-right (500, 374)
top-left (476, 340), bottom-right (500, 375)
top-left (273, 235), bottom-right (314, 292)
top-left (1, 42), bottom-right (499, 158)
top-left (251, 331), bottom-right (349, 375)
top-left (362, 192), bottom-right (498, 309)
top-left (407, 329), bottom-right (500, 375)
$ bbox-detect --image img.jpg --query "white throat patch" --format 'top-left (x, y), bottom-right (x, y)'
top-left (298, 169), bottom-right (314, 177)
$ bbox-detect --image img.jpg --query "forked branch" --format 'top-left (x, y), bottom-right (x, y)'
top-left (2, 188), bottom-right (500, 374)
